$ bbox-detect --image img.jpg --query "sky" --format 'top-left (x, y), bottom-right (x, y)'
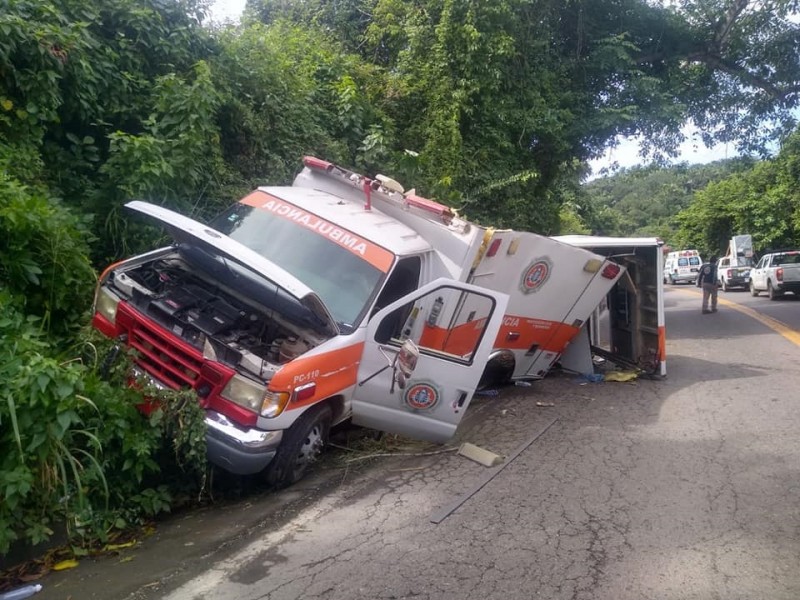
top-left (587, 125), bottom-right (737, 179)
top-left (208, 0), bottom-right (246, 22)
top-left (207, 0), bottom-right (739, 178)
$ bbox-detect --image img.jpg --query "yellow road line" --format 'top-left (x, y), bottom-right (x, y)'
top-left (674, 288), bottom-right (800, 346)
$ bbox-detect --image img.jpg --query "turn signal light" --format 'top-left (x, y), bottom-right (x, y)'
top-left (293, 382), bottom-right (317, 403)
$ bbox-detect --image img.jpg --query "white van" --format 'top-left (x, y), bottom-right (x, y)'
top-left (663, 250), bottom-right (703, 284)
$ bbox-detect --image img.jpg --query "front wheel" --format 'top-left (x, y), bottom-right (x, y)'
top-left (265, 404), bottom-right (332, 489)
top-left (721, 278), bottom-right (728, 292)
top-left (750, 281), bottom-right (759, 296)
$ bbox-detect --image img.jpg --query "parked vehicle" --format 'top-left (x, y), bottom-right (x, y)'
top-left (92, 157), bottom-right (625, 486)
top-left (749, 250), bottom-right (800, 299)
top-left (663, 250), bottom-right (702, 284)
top-left (717, 235), bottom-right (754, 291)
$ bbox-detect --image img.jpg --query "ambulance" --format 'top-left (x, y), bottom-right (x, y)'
top-left (663, 249), bottom-right (703, 285)
top-left (92, 157), bottom-right (625, 487)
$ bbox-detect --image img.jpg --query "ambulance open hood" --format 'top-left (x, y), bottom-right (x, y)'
top-left (125, 201), bottom-right (339, 337)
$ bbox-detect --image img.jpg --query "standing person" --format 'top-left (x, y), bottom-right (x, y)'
top-left (696, 255), bottom-right (719, 313)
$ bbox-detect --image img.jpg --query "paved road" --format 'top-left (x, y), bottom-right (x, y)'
top-left (38, 287), bottom-right (800, 600)
top-left (668, 280), bottom-right (800, 330)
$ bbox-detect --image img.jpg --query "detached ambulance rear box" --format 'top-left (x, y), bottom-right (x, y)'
top-left (554, 236), bottom-right (666, 377)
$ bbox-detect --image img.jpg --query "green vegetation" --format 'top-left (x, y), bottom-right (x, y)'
top-left (580, 131), bottom-right (800, 259)
top-left (578, 158), bottom-right (756, 242)
top-left (2, 0), bottom-right (800, 555)
top-left (674, 131), bottom-right (800, 257)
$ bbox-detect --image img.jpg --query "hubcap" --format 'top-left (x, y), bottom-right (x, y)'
top-left (294, 424), bottom-right (325, 475)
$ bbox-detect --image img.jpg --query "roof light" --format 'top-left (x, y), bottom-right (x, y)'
top-left (303, 156), bottom-right (333, 171)
top-left (404, 192), bottom-right (455, 223)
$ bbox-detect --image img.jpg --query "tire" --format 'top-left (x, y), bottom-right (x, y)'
top-left (669, 276), bottom-right (675, 285)
top-left (750, 281), bottom-right (759, 296)
top-left (478, 351), bottom-right (515, 390)
top-left (720, 278), bottom-right (728, 292)
top-left (265, 404), bottom-right (332, 489)
top-left (767, 280), bottom-right (781, 301)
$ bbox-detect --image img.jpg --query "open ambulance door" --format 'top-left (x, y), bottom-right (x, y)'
top-left (352, 278), bottom-right (509, 443)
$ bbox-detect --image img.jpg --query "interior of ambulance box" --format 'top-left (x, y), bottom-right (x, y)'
top-left (554, 237), bottom-right (665, 380)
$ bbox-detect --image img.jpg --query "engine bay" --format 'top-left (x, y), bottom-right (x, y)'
top-left (106, 252), bottom-right (328, 380)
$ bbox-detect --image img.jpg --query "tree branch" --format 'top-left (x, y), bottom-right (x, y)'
top-left (713, 0), bottom-right (749, 51)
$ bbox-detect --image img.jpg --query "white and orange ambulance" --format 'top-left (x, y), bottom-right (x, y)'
top-left (92, 157), bottom-right (626, 487)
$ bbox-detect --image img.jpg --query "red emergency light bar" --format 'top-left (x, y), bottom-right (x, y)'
top-left (301, 156), bottom-right (455, 224)
top-left (303, 156), bottom-right (333, 171)
top-left (404, 193), bottom-right (455, 222)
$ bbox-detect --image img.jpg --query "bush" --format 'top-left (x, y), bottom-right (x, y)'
top-left (0, 170), bottom-right (95, 339)
top-left (0, 304), bottom-right (208, 556)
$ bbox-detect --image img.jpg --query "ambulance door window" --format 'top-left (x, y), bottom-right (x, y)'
top-left (374, 286), bottom-right (496, 365)
top-left (373, 256), bottom-right (421, 342)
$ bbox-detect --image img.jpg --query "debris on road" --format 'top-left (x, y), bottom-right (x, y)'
top-left (604, 370), bottom-right (639, 382)
top-left (457, 443), bottom-right (505, 467)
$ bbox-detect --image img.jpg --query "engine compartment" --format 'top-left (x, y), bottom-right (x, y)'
top-left (106, 252), bottom-right (328, 381)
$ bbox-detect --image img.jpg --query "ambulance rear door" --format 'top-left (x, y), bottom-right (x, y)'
top-left (352, 278), bottom-right (508, 442)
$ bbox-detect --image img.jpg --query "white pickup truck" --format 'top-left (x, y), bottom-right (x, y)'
top-left (749, 251), bottom-right (800, 299)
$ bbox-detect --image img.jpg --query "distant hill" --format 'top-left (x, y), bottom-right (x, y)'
top-left (578, 158), bottom-right (755, 244)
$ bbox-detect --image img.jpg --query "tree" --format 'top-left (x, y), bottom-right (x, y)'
top-left (674, 129), bottom-right (800, 256)
top-left (248, 0), bottom-right (800, 233)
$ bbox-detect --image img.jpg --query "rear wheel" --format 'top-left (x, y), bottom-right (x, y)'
top-left (265, 404), bottom-right (332, 489)
top-left (478, 351), bottom-right (515, 390)
top-left (767, 280), bottom-right (781, 301)
top-left (721, 278), bottom-right (728, 292)
top-left (750, 281), bottom-right (759, 296)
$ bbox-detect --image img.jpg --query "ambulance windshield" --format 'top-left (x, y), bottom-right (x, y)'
top-left (211, 203), bottom-right (384, 330)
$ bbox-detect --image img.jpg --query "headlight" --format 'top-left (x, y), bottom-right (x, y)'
top-left (221, 375), bottom-right (266, 413)
top-left (261, 389), bottom-right (290, 418)
top-left (95, 287), bottom-right (120, 324)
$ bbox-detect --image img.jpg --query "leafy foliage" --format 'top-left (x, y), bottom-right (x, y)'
top-left (250, 0), bottom-right (800, 233)
top-left (579, 158), bottom-right (755, 242)
top-left (0, 173), bottom-right (95, 337)
top-left (0, 309), bottom-right (207, 555)
top-left (674, 131), bottom-right (800, 257)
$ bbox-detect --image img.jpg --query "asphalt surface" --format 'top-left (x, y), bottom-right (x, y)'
top-left (35, 287), bottom-right (800, 600)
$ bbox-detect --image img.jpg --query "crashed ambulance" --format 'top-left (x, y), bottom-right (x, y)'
top-left (92, 157), bottom-right (625, 487)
